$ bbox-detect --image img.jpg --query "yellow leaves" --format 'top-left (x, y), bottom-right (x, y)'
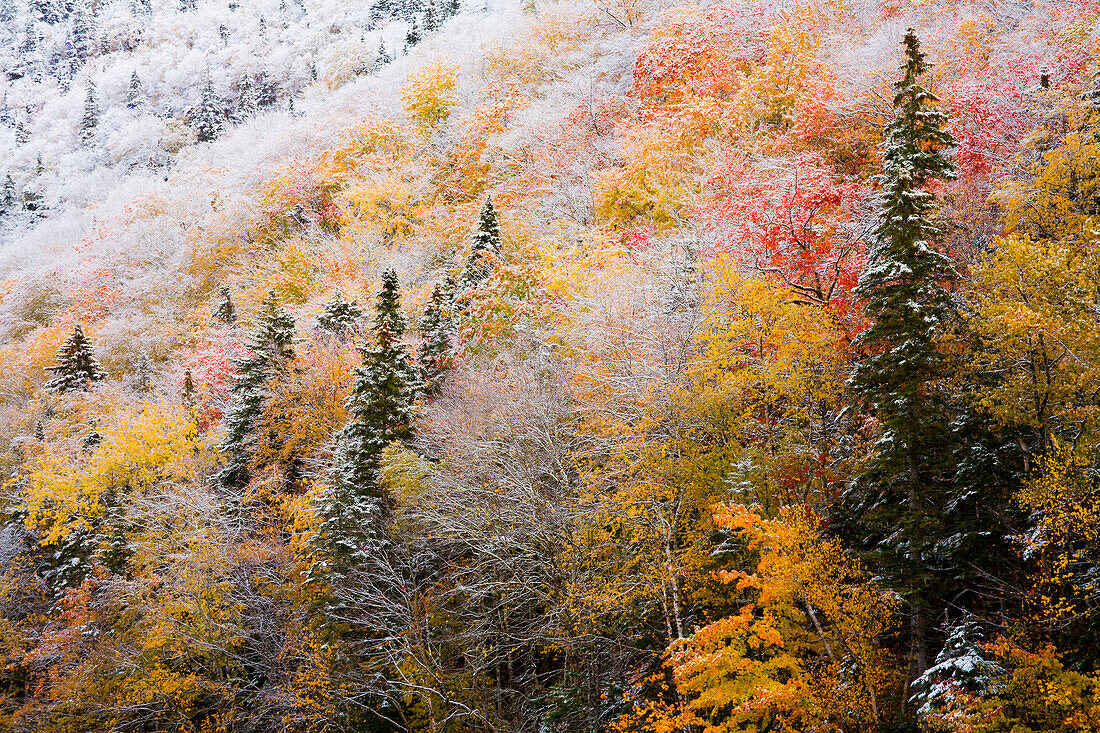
top-left (993, 101), bottom-right (1100, 243)
top-left (1015, 443), bottom-right (1100, 625)
top-left (22, 402), bottom-right (198, 544)
top-left (969, 229), bottom-right (1100, 450)
top-left (254, 338), bottom-right (359, 483)
top-left (633, 503), bottom-right (898, 733)
top-left (402, 61), bottom-right (460, 132)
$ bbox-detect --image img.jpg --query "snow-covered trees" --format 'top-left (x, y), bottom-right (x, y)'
top-left (79, 82), bottom-right (99, 142)
top-left (191, 74), bottom-right (225, 143)
top-left (417, 282), bottom-right (454, 393)
top-left (45, 324), bottom-right (106, 392)
top-left (456, 196), bottom-right (502, 296)
top-left (845, 29), bottom-right (960, 677)
top-left (213, 286), bottom-right (236, 325)
top-left (315, 290), bottom-right (363, 338)
top-left (218, 294), bottom-right (296, 491)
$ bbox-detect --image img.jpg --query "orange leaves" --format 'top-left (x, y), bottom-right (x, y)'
top-left (629, 503), bottom-right (898, 733)
top-left (253, 158), bottom-right (341, 242)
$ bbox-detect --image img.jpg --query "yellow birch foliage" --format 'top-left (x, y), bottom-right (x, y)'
top-left (402, 61), bottom-right (460, 131)
top-left (969, 231), bottom-right (1100, 451)
top-left (1015, 443), bottom-right (1100, 626)
top-left (625, 505), bottom-right (898, 733)
top-left (22, 403), bottom-right (199, 544)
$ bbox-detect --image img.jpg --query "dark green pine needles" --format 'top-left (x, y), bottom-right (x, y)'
top-left (846, 28), bottom-right (959, 676)
top-left (46, 324), bottom-right (107, 393)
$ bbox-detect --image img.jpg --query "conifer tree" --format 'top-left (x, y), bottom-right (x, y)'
top-left (192, 74), bottom-right (224, 143)
top-left (316, 290), bottom-right (363, 338)
top-left (236, 74), bottom-right (256, 120)
top-left (404, 18), bottom-right (420, 49)
top-left (336, 269), bottom-right (418, 490)
top-left (79, 82), bottom-right (99, 142)
top-left (0, 0), bottom-right (15, 24)
top-left (218, 294), bottom-right (296, 491)
top-left (213, 286), bottom-right (236, 325)
top-left (844, 29), bottom-right (959, 678)
top-left (126, 70), bottom-right (146, 109)
top-left (182, 368), bottom-right (196, 407)
top-left (81, 421), bottom-right (101, 453)
top-left (375, 40), bottom-right (391, 68)
top-left (307, 269), bottom-right (416, 640)
top-left (134, 354), bottom-right (154, 394)
top-left (72, 4), bottom-right (96, 61)
top-left (256, 70), bottom-right (278, 108)
top-left (45, 324), bottom-right (106, 392)
top-left (417, 283), bottom-right (454, 394)
top-left (456, 196), bottom-right (502, 296)
top-left (424, 0), bottom-right (439, 30)
top-left (2, 175), bottom-right (16, 211)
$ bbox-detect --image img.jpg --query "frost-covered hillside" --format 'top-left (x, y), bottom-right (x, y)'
top-left (0, 0), bottom-right (465, 232)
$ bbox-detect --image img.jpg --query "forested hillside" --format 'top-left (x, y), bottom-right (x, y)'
top-left (0, 0), bottom-right (1098, 729)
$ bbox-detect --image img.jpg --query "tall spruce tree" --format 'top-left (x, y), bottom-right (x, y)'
top-left (316, 290), bottom-right (363, 338)
top-left (417, 283), bottom-right (454, 394)
top-left (218, 294), bottom-right (296, 491)
top-left (236, 74), bottom-right (257, 120)
top-left (844, 29), bottom-right (959, 680)
top-left (2, 175), bottom-right (16, 211)
top-left (456, 196), bottom-right (502, 296)
top-left (79, 82), bottom-right (98, 142)
top-left (307, 269), bottom-right (417, 652)
top-left (337, 269), bottom-right (418, 490)
top-left (45, 324), bottom-right (106, 392)
top-left (192, 75), bottom-right (224, 143)
top-left (126, 70), bottom-right (146, 109)
top-left (255, 70), bottom-right (278, 109)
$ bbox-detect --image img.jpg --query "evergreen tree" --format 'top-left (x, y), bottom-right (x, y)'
top-left (2, 175), bottom-right (16, 211)
top-left (375, 40), bottom-right (391, 68)
top-left (182, 368), bottom-right (196, 407)
top-left (0, 0), bottom-right (15, 24)
top-left (213, 286), bottom-right (236, 325)
top-left (72, 4), bottom-right (96, 61)
top-left (306, 269), bottom-right (416, 648)
top-left (81, 421), bottom-right (101, 453)
top-left (444, 0), bottom-right (459, 19)
top-left (316, 290), bottom-right (363, 338)
top-left (134, 354), bottom-right (154, 394)
top-left (369, 0), bottom-right (392, 23)
top-left (236, 74), bottom-right (256, 120)
top-left (404, 18), bottom-right (420, 49)
top-left (126, 70), bottom-right (146, 109)
top-left (255, 70), bottom-right (278, 109)
top-left (417, 283), bottom-right (454, 394)
top-left (456, 195), bottom-right (502, 296)
top-left (20, 21), bottom-right (38, 57)
top-left (337, 268), bottom-right (418, 490)
top-left (423, 0), bottom-right (439, 30)
top-left (192, 74), bottom-right (224, 143)
top-left (843, 29), bottom-right (959, 679)
top-left (218, 294), bottom-right (296, 491)
top-left (45, 324), bottom-right (107, 392)
top-left (79, 81), bottom-right (98, 142)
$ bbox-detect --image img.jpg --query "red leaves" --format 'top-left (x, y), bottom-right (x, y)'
top-left (699, 152), bottom-right (867, 332)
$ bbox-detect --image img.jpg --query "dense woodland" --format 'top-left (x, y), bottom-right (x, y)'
top-left (0, 0), bottom-right (1098, 729)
